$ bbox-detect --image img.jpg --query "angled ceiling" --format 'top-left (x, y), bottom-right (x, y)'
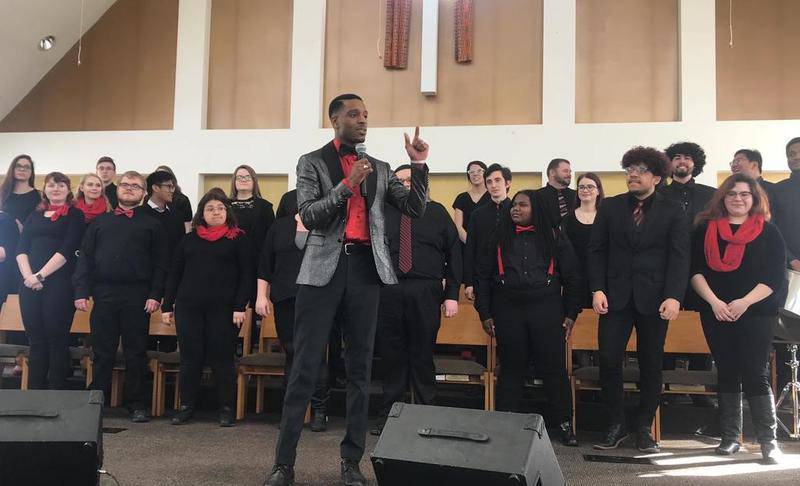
top-left (0, 0), bottom-right (117, 121)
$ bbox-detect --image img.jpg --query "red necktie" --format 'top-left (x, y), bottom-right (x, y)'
top-left (633, 200), bottom-right (644, 226)
top-left (114, 207), bottom-right (134, 218)
top-left (399, 215), bottom-right (412, 273)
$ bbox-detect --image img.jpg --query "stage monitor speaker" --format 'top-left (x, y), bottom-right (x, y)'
top-left (371, 403), bottom-right (565, 486)
top-left (0, 389), bottom-right (103, 486)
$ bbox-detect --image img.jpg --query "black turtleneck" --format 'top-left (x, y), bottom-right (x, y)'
top-left (463, 198), bottom-right (510, 286)
top-left (658, 178), bottom-right (715, 227)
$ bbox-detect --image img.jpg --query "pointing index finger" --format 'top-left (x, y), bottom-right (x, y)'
top-left (414, 126), bottom-right (420, 140)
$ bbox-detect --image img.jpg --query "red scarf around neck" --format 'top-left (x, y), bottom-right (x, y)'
top-left (196, 224), bottom-right (244, 242)
top-left (46, 204), bottom-right (70, 222)
top-left (74, 196), bottom-right (107, 223)
top-left (704, 214), bottom-right (764, 272)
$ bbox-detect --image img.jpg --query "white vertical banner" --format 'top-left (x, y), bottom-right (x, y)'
top-left (420, 0), bottom-right (439, 96)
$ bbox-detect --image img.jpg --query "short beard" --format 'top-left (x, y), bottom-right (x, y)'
top-left (673, 167), bottom-right (692, 178)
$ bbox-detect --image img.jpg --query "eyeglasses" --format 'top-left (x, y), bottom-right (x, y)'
top-left (725, 191), bottom-right (752, 199)
top-left (624, 166), bottom-right (651, 175)
top-left (235, 175), bottom-right (253, 182)
top-left (578, 184), bottom-right (597, 191)
top-left (119, 183), bottom-right (144, 191)
top-left (467, 169), bottom-right (485, 176)
top-left (15, 165), bottom-right (32, 172)
top-left (158, 183), bottom-right (176, 191)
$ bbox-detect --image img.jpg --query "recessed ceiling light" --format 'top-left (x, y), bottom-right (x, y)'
top-left (38, 36), bottom-right (55, 51)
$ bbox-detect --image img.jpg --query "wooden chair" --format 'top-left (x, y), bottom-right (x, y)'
top-left (568, 310), bottom-right (712, 442)
top-left (236, 312), bottom-right (288, 420)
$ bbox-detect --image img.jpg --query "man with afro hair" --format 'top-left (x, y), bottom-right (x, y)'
top-left (659, 142), bottom-right (716, 226)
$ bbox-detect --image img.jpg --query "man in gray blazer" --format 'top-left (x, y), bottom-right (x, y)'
top-left (265, 93), bottom-right (430, 486)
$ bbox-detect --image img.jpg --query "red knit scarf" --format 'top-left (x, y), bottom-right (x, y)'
top-left (196, 224), bottom-right (244, 242)
top-left (74, 197), bottom-right (107, 223)
top-left (46, 204), bottom-right (70, 222)
top-left (704, 215), bottom-right (764, 272)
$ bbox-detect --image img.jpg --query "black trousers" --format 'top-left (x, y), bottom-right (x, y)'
top-left (599, 302), bottom-right (668, 428)
top-left (175, 303), bottom-right (237, 408)
top-left (274, 246), bottom-right (380, 466)
top-left (376, 278), bottom-right (442, 417)
top-left (19, 275), bottom-right (75, 390)
top-left (88, 284), bottom-right (150, 411)
top-left (272, 297), bottom-right (329, 411)
top-left (702, 312), bottom-right (775, 397)
top-left (491, 290), bottom-right (572, 423)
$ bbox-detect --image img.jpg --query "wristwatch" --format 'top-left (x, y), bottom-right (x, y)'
top-left (35, 273), bottom-right (45, 283)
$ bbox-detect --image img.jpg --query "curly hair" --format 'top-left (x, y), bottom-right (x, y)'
top-left (620, 146), bottom-right (669, 178)
top-left (665, 142), bottom-right (706, 177)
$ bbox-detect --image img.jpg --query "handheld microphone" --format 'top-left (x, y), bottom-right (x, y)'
top-left (355, 143), bottom-right (368, 197)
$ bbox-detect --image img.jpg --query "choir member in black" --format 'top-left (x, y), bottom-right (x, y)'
top-left (74, 174), bottom-right (111, 224)
top-left (774, 137), bottom-right (800, 272)
top-left (452, 160), bottom-right (490, 244)
top-left (463, 164), bottom-right (512, 301)
top-left (535, 158), bottom-right (576, 229)
top-left (275, 189), bottom-right (298, 219)
top-left (371, 165), bottom-right (462, 435)
top-left (589, 147), bottom-right (690, 453)
top-left (730, 149), bottom-right (777, 206)
top-left (474, 190), bottom-right (581, 446)
top-left (16, 173), bottom-right (84, 389)
top-left (1, 155), bottom-right (41, 232)
top-left (0, 211), bottom-right (19, 305)
top-left (660, 142), bottom-right (716, 227)
top-left (255, 209), bottom-right (331, 431)
top-left (162, 189), bottom-right (253, 427)
top-left (690, 174), bottom-right (786, 462)
top-left (96, 156), bottom-right (118, 209)
top-left (561, 172), bottom-right (604, 309)
top-left (155, 165), bottom-right (193, 231)
top-left (73, 171), bottom-right (168, 423)
top-left (229, 165), bottom-right (275, 249)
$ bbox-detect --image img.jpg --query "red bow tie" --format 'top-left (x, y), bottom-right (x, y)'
top-left (114, 207), bottom-right (134, 218)
top-left (515, 225), bottom-right (535, 234)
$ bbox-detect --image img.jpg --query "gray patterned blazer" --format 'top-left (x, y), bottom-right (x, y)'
top-left (295, 141), bottom-right (429, 287)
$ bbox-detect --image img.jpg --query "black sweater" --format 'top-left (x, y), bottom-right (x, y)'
top-left (773, 172), bottom-right (800, 262)
top-left (463, 199), bottom-right (511, 286)
top-left (163, 231), bottom-right (254, 312)
top-left (258, 216), bottom-right (305, 303)
top-left (691, 221), bottom-right (787, 317)
top-left (141, 204), bottom-right (186, 260)
top-left (3, 190), bottom-right (41, 227)
top-left (231, 197), bottom-right (275, 255)
top-left (73, 207), bottom-right (168, 300)
top-left (17, 206), bottom-right (85, 279)
top-left (0, 212), bottom-right (20, 300)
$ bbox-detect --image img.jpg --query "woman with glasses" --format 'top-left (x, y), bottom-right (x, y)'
top-left (0, 155), bottom-right (41, 232)
top-left (162, 189), bottom-right (253, 426)
top-left (229, 165), bottom-right (275, 251)
top-left (452, 161), bottom-right (490, 244)
top-left (74, 174), bottom-right (111, 224)
top-left (16, 172), bottom-right (85, 389)
top-left (690, 173), bottom-right (786, 462)
top-left (561, 172), bottom-right (604, 309)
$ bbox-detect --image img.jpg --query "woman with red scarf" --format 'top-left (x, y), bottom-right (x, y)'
top-left (74, 173), bottom-right (111, 224)
top-left (474, 190), bottom-right (582, 446)
top-left (162, 188), bottom-right (254, 426)
top-left (15, 172), bottom-right (84, 389)
top-left (691, 173), bottom-right (787, 462)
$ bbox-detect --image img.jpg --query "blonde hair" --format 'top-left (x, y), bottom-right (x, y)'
top-left (77, 173), bottom-right (111, 212)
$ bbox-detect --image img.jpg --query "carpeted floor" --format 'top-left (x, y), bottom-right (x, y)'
top-left (98, 411), bottom-right (800, 486)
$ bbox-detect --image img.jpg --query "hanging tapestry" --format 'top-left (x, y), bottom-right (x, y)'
top-left (384, 0), bottom-right (412, 69)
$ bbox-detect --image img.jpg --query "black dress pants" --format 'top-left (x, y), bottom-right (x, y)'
top-left (88, 284), bottom-right (150, 411)
top-left (376, 278), bottom-right (442, 417)
top-left (491, 290), bottom-right (572, 423)
top-left (272, 297), bottom-right (329, 411)
top-left (701, 312), bottom-right (775, 397)
top-left (175, 302), bottom-right (237, 408)
top-left (599, 302), bottom-right (668, 428)
top-left (19, 275), bottom-right (75, 390)
top-left (274, 247), bottom-right (380, 466)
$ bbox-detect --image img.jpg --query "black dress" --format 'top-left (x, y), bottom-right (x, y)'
top-left (561, 212), bottom-right (593, 309)
top-left (452, 191), bottom-right (491, 233)
top-left (3, 190), bottom-right (41, 227)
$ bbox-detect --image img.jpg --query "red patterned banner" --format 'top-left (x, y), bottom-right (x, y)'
top-left (455, 0), bottom-right (474, 63)
top-left (384, 0), bottom-right (412, 69)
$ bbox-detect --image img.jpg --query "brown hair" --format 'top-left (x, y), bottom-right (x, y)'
top-left (575, 172), bottom-right (605, 207)
top-left (694, 173), bottom-right (770, 226)
top-left (193, 187), bottom-right (238, 229)
top-left (76, 173), bottom-right (112, 212)
top-left (230, 165), bottom-right (262, 199)
top-left (0, 155), bottom-right (36, 209)
top-left (38, 172), bottom-right (74, 211)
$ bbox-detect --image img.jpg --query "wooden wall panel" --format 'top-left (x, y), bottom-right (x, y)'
top-left (0, 0), bottom-right (178, 132)
top-left (715, 0), bottom-right (800, 120)
top-left (431, 172), bottom-right (541, 217)
top-left (324, 0), bottom-right (542, 127)
top-left (576, 0), bottom-right (679, 123)
top-left (716, 170), bottom-right (790, 186)
top-left (576, 171), bottom-right (628, 197)
top-left (207, 0), bottom-right (293, 129)
top-left (202, 174), bottom-right (289, 209)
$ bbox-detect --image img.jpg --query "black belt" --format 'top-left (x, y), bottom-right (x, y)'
top-left (343, 242), bottom-right (370, 255)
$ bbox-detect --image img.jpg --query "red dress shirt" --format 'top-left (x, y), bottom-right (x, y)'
top-left (333, 138), bottom-right (370, 244)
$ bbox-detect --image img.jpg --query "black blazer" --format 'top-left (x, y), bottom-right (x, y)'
top-left (536, 184), bottom-right (577, 229)
top-left (587, 192), bottom-right (690, 314)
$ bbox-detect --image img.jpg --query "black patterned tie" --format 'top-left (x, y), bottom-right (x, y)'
top-left (557, 190), bottom-right (568, 217)
top-left (633, 200), bottom-right (644, 226)
top-left (399, 215), bottom-right (412, 273)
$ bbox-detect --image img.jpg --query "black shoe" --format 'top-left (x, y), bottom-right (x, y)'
top-left (264, 464), bottom-right (294, 486)
top-left (760, 440), bottom-right (782, 464)
top-left (370, 418), bottom-right (386, 436)
top-left (310, 411), bottom-right (328, 432)
top-left (747, 393), bottom-right (780, 463)
top-left (341, 460), bottom-right (366, 486)
top-left (130, 409), bottom-right (150, 423)
top-left (636, 427), bottom-right (660, 454)
top-left (715, 439), bottom-right (741, 455)
top-left (219, 406), bottom-right (235, 427)
top-left (559, 420), bottom-right (579, 447)
top-left (171, 405), bottom-right (194, 425)
top-left (593, 423), bottom-right (628, 450)
top-left (715, 392), bottom-right (742, 455)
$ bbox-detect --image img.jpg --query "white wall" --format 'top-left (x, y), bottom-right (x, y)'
top-left (0, 0), bottom-right (798, 206)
